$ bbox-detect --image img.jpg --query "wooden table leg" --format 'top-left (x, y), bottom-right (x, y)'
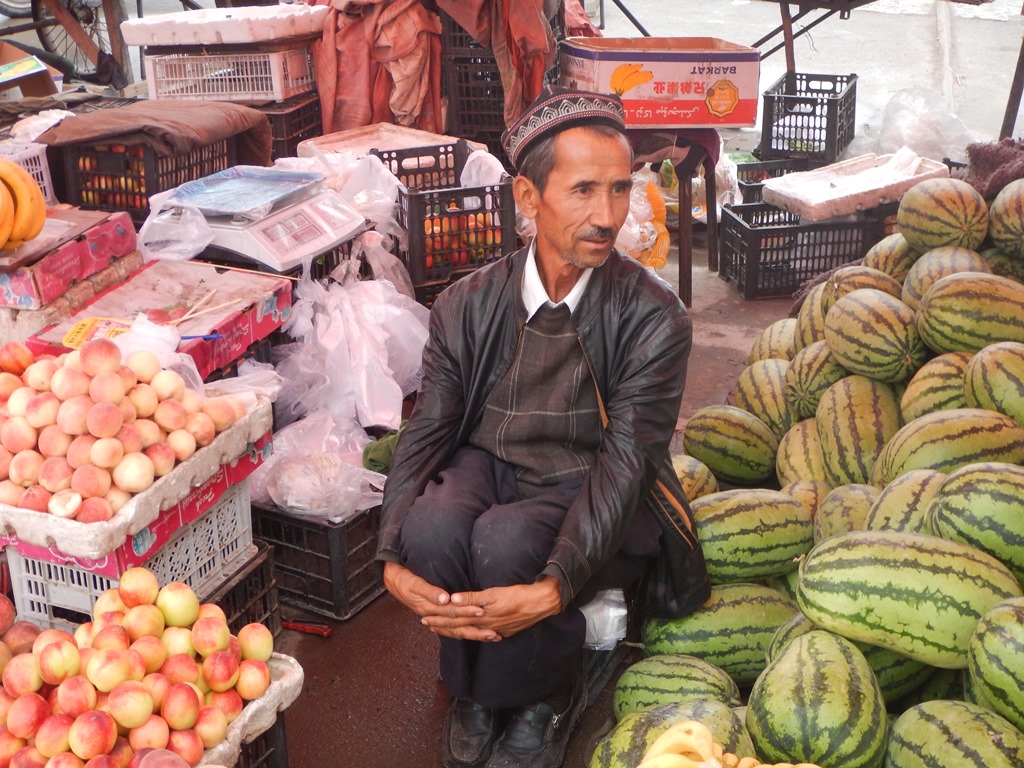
top-left (1001, 30), bottom-right (1024, 139)
top-left (676, 171), bottom-right (693, 308)
top-left (780, 3), bottom-right (797, 72)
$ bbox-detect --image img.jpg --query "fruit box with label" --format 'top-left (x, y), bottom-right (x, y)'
top-left (558, 37), bottom-right (760, 129)
top-left (25, 260), bottom-right (291, 379)
top-left (0, 210), bottom-right (137, 310)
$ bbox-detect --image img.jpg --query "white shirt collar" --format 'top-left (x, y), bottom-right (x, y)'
top-left (522, 242), bottom-right (594, 321)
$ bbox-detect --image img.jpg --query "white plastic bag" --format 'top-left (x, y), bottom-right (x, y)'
top-left (204, 359), bottom-right (284, 402)
top-left (874, 87), bottom-right (973, 163)
top-left (137, 190), bottom-right (215, 263)
top-left (110, 314), bottom-right (204, 395)
top-left (579, 588), bottom-right (628, 650)
top-left (355, 230), bottom-right (416, 300)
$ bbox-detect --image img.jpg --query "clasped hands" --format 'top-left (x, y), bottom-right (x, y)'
top-left (383, 562), bottom-right (563, 642)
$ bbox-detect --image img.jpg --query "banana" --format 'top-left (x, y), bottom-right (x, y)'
top-left (611, 62), bottom-right (643, 95)
top-left (0, 181), bottom-right (14, 249)
top-left (618, 67), bottom-right (654, 95)
top-left (0, 157), bottom-right (45, 243)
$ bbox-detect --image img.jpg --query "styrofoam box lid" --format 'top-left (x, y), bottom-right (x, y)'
top-left (201, 652), bottom-right (304, 767)
top-left (761, 149), bottom-right (950, 222)
top-left (0, 395), bottom-right (272, 559)
top-left (297, 123), bottom-right (487, 159)
top-left (120, 5), bottom-right (329, 47)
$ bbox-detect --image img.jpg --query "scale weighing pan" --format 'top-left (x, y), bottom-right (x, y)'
top-left (166, 166), bottom-right (324, 219)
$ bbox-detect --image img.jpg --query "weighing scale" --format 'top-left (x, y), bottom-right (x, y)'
top-left (152, 168), bottom-right (367, 274)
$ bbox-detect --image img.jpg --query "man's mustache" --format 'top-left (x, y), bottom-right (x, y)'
top-left (577, 227), bottom-right (615, 240)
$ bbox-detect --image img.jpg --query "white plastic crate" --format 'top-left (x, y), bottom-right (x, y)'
top-left (143, 46), bottom-right (315, 103)
top-left (0, 141), bottom-right (56, 205)
top-left (8, 481), bottom-right (255, 632)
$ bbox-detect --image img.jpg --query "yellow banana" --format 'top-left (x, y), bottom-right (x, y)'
top-left (618, 67), bottom-right (654, 95)
top-left (0, 157), bottom-right (45, 243)
top-left (611, 62), bottom-right (643, 95)
top-left (0, 181), bottom-right (14, 249)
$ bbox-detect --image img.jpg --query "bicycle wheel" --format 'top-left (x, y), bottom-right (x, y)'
top-left (0, 0), bottom-right (33, 19)
top-left (33, 0), bottom-right (128, 77)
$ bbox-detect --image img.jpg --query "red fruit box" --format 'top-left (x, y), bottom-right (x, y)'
top-left (24, 260), bottom-right (291, 380)
top-left (0, 209), bottom-right (137, 310)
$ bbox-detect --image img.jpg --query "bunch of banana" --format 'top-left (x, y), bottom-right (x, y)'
top-left (610, 63), bottom-right (654, 96)
top-left (637, 720), bottom-right (823, 768)
top-left (0, 157), bottom-right (46, 251)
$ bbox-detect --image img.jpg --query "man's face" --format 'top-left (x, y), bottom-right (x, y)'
top-left (529, 127), bottom-right (633, 271)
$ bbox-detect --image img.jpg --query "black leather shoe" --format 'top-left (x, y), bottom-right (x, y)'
top-left (442, 698), bottom-right (500, 768)
top-left (485, 683), bottom-right (586, 768)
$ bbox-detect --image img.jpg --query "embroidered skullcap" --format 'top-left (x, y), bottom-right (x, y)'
top-left (501, 85), bottom-right (627, 170)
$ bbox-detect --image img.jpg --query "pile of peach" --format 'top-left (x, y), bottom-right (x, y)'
top-left (0, 340), bottom-right (244, 522)
top-left (0, 566), bottom-right (275, 767)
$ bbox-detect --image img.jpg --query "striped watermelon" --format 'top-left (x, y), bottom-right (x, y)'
top-left (780, 478), bottom-right (831, 520)
top-left (869, 407), bottom-right (1024, 487)
top-left (981, 246), bottom-right (1024, 283)
top-left (796, 530), bottom-right (1024, 668)
top-left (816, 375), bottom-right (903, 487)
top-left (823, 288), bottom-right (927, 383)
top-left (766, 610), bottom-right (815, 662)
top-left (916, 271), bottom-right (1024, 353)
top-left (783, 340), bottom-right (849, 420)
top-left (896, 177), bottom-right (989, 252)
top-left (813, 483), bottom-right (879, 542)
top-left (642, 583), bottom-right (798, 685)
top-left (589, 701), bottom-right (715, 768)
top-left (821, 265), bottom-right (904, 315)
top-left (670, 454), bottom-right (719, 502)
top-left (794, 282), bottom-right (828, 351)
top-left (967, 597), bottom-right (1024, 732)
top-left (690, 489), bottom-right (813, 584)
top-left (611, 654), bottom-right (741, 720)
top-left (776, 418), bottom-right (831, 487)
top-left (726, 358), bottom-right (795, 440)
top-left (748, 318), bottom-right (798, 363)
top-left (964, 341), bottom-right (1024, 426)
top-left (928, 461), bottom-right (1024, 585)
top-left (886, 700), bottom-right (1024, 768)
top-left (746, 630), bottom-right (888, 768)
top-left (900, 245), bottom-right (991, 310)
top-left (891, 667), bottom-right (965, 713)
top-left (899, 351), bottom-right (972, 423)
top-left (682, 405), bottom-right (779, 486)
top-left (987, 177), bottom-right (1024, 258)
top-left (765, 567), bottom-right (801, 604)
top-left (861, 232), bottom-right (922, 284)
top-left (863, 468), bottom-right (945, 534)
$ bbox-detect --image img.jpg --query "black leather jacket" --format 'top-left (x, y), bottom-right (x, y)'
top-left (377, 246), bottom-right (708, 615)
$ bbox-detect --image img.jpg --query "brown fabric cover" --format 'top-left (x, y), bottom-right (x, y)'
top-left (36, 100), bottom-right (272, 166)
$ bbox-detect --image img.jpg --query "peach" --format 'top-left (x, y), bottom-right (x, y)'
top-left (0, 642), bottom-right (11, 676)
top-left (155, 584), bottom-right (199, 630)
top-left (136, 749), bottom-right (193, 768)
top-left (32, 628), bottom-right (75, 656)
top-left (151, 401), bottom-right (185, 434)
top-left (88, 373), bottom-right (125, 405)
top-left (68, 710), bottom-right (118, 761)
top-left (129, 638), bottom-right (165, 676)
top-left (1, 417), bottom-right (38, 454)
top-left (234, 659), bottom-right (270, 701)
top-left (86, 403), bottom-right (123, 440)
top-left (73, 622), bottom-right (93, 650)
top-left (127, 714), bottom-right (168, 752)
top-left (85, 650), bottom-right (132, 693)
top-left (16, 485), bottom-right (51, 512)
top-left (0, 599), bottom-right (13, 638)
top-left (89, 438), bottom-right (124, 470)
top-left (117, 365), bottom-right (138, 394)
top-left (165, 728), bottom-right (203, 767)
top-left (78, 647), bottom-right (95, 673)
top-left (203, 689), bottom-right (242, 724)
top-left (164, 431), bottom-right (194, 464)
top-left (118, 568), bottom-right (159, 609)
top-left (38, 456), bottom-right (73, 493)
top-left (126, 386), bottom-right (158, 420)
top-left (2, 652), bottom-right (43, 697)
top-left (56, 676), bottom-right (98, 719)
top-left (132, 420), bottom-right (163, 450)
top-left (141, 674), bottom-right (169, 712)
top-left (9, 450), bottom-right (44, 487)
top-left (34, 713), bottom-right (74, 758)
top-left (56, 397), bottom-right (93, 437)
top-left (63, 349), bottom-right (82, 370)
top-left (6, 692), bottom-right (50, 739)
top-left (38, 640), bottom-right (81, 686)
top-left (83, 756), bottom-right (118, 768)
top-left (107, 681), bottom-right (154, 730)
top-left (158, 655), bottom-right (197, 687)
top-left (6, 387), bottom-right (36, 418)
top-left (79, 340), bottom-right (122, 378)
top-left (77, 497), bottom-right (114, 523)
top-left (50, 367), bottom-right (92, 402)
top-left (9, 744), bottom-right (47, 768)
top-left (37, 425), bottom-right (73, 458)
top-left (108, 736), bottom-right (133, 768)
top-left (104, 488), bottom-right (132, 514)
top-left (0, 730), bottom-right (26, 768)
top-left (22, 360), bottom-right (58, 393)
top-left (91, 626), bottom-right (130, 653)
top-left (0, 445), bottom-right (10, 478)
top-left (236, 623), bottom-right (274, 663)
top-left (200, 399), bottom-right (237, 434)
top-left (94, 589), bottom-right (127, 617)
top-left (111, 454), bottom-right (154, 495)
top-left (179, 390), bottom-right (201, 417)
top-left (149, 372), bottom-right (183, 403)
top-left (45, 752), bottom-right (87, 768)
top-left (192, 705), bottom-right (226, 750)
top-left (24, 393), bottom-right (60, 429)
top-left (3, 622), bottom-right (41, 657)
top-left (118, 399), bottom-right (137, 425)
top-left (126, 649), bottom-right (146, 683)
top-left (141, 444), bottom-right (175, 478)
top-left (122, 606), bottom-right (164, 644)
top-left (159, 684), bottom-right (200, 731)
top-left (159, 628), bottom-right (193, 660)
top-left (66, 435), bottom-right (97, 469)
top-left (115, 425), bottom-right (143, 456)
top-left (197, 651), bottom-right (237, 694)
top-left (0, 342), bottom-right (33, 376)
top-left (0, 479), bottom-right (22, 506)
top-left (195, 604), bottom-right (227, 624)
top-left (92, 613), bottom-right (125, 639)
top-left (124, 352), bottom-right (161, 385)
top-left (227, 635), bottom-right (241, 664)
top-left (0, 685), bottom-right (15, 721)
top-left (192, 672), bottom-right (209, 697)
top-left (189, 618), bottom-right (229, 660)
top-left (71, 465), bottom-right (112, 499)
top-left (49, 488), bottom-right (83, 518)
top-left (182, 413), bottom-right (214, 449)
top-left (0, 372), bottom-right (23, 401)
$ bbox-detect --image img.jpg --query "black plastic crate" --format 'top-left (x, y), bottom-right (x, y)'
top-left (736, 157), bottom-right (813, 203)
top-left (251, 504), bottom-right (385, 621)
top-left (443, 54), bottom-right (507, 138)
top-left (719, 201), bottom-right (883, 300)
top-left (439, 9), bottom-right (564, 58)
top-left (370, 141), bottom-right (514, 289)
top-left (196, 230), bottom-right (364, 283)
top-left (757, 72), bottom-right (857, 164)
top-left (255, 93), bottom-right (323, 160)
top-left (237, 715), bottom-right (288, 768)
top-left (64, 139), bottom-right (236, 225)
top-left (202, 539), bottom-right (282, 638)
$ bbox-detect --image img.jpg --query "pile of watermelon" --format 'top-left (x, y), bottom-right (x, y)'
top-left (592, 176), bottom-right (1024, 768)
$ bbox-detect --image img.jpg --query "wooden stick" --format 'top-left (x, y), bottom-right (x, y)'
top-left (177, 289), bottom-right (217, 323)
top-left (191, 261), bottom-right (300, 282)
top-left (170, 298), bottom-right (245, 325)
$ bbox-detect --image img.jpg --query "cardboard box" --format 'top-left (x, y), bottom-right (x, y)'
top-left (558, 37), bottom-right (760, 129)
top-left (0, 210), bottom-right (137, 310)
top-left (0, 43), bottom-right (61, 99)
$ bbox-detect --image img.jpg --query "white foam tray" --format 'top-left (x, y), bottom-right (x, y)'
top-left (0, 395), bottom-right (272, 559)
top-left (760, 150), bottom-right (950, 222)
top-left (201, 652), bottom-right (305, 768)
top-left (121, 5), bottom-right (329, 47)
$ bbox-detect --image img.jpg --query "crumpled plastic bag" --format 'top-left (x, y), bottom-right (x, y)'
top-left (874, 87), bottom-right (974, 163)
top-left (137, 189), bottom-right (215, 263)
top-left (111, 314), bottom-right (204, 395)
top-left (10, 110), bottom-right (75, 142)
top-left (353, 229), bottom-right (415, 300)
top-left (204, 359), bottom-right (284, 402)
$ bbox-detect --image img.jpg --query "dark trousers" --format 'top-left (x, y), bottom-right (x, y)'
top-left (398, 446), bottom-right (655, 709)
